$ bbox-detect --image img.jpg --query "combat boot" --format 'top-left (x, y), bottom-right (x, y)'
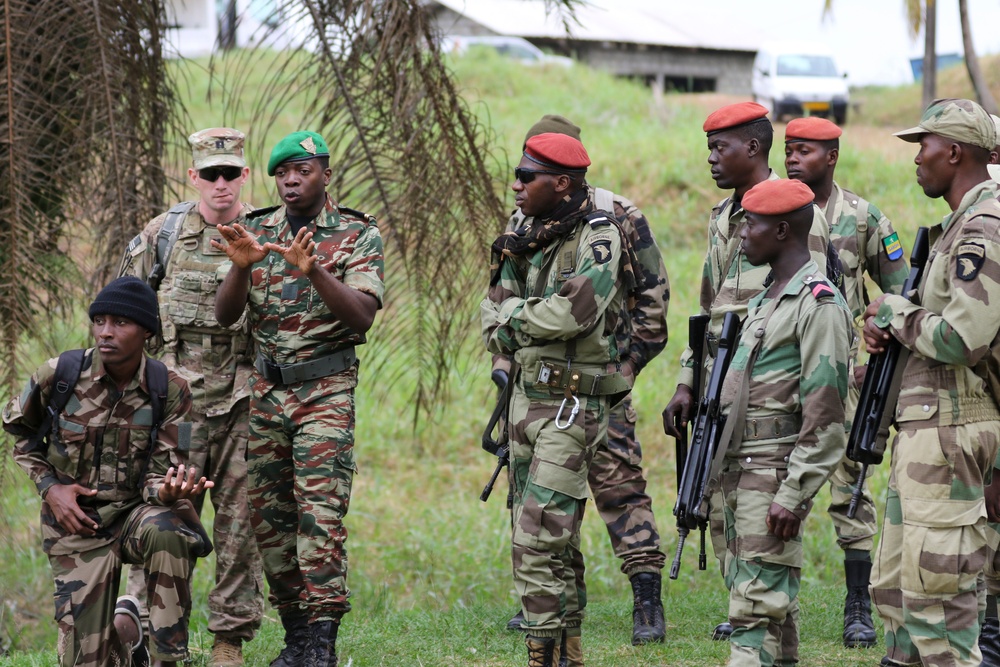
top-left (303, 620), bottom-right (339, 667)
top-left (979, 595), bottom-right (1000, 667)
top-left (269, 611), bottom-right (310, 667)
top-left (209, 636), bottom-right (243, 666)
top-left (526, 635), bottom-right (560, 667)
top-left (508, 609), bottom-right (526, 631)
top-left (558, 629), bottom-right (583, 667)
top-left (712, 621), bottom-right (733, 640)
top-left (843, 559), bottom-right (877, 648)
top-left (629, 572), bottom-right (665, 644)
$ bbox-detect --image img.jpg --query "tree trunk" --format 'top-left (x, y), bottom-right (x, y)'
top-left (959, 0), bottom-right (998, 114)
top-left (922, 0), bottom-right (936, 110)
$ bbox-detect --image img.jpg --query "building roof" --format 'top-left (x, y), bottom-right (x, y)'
top-left (429, 0), bottom-right (761, 53)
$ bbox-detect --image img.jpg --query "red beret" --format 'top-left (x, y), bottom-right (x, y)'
top-left (785, 117), bottom-right (843, 142)
top-left (742, 179), bottom-right (815, 216)
top-left (703, 102), bottom-right (770, 134)
top-left (524, 132), bottom-right (591, 171)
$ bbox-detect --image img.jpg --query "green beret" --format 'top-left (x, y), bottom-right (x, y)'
top-left (267, 131), bottom-right (331, 176)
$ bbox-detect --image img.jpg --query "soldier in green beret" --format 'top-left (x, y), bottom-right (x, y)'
top-left (214, 130), bottom-right (385, 667)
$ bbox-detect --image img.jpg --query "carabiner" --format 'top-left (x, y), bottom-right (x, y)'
top-left (554, 395), bottom-right (580, 430)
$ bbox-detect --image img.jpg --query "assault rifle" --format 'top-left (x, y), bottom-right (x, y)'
top-left (480, 368), bottom-right (511, 504)
top-left (669, 311), bottom-right (740, 580)
top-left (846, 226), bottom-right (930, 519)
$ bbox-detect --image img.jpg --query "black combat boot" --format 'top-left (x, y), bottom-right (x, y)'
top-left (269, 611), bottom-right (310, 667)
top-left (507, 609), bottom-right (526, 631)
top-left (630, 572), bottom-right (666, 644)
top-left (526, 635), bottom-right (560, 667)
top-left (712, 621), bottom-right (733, 640)
top-left (980, 595), bottom-right (1000, 667)
top-left (843, 558), bottom-right (877, 648)
top-left (303, 620), bottom-right (339, 667)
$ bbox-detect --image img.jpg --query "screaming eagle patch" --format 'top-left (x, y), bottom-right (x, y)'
top-left (590, 239), bottom-right (613, 264)
top-left (882, 232), bottom-right (904, 261)
top-left (956, 242), bottom-right (986, 281)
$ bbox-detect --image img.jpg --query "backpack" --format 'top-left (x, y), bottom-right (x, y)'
top-left (147, 201), bottom-right (196, 290)
top-left (25, 349), bottom-right (169, 458)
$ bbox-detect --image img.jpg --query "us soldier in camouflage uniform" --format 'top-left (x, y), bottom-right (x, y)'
top-left (119, 127), bottom-right (264, 667)
top-left (715, 178), bottom-right (852, 666)
top-left (481, 132), bottom-right (634, 667)
top-left (662, 102), bottom-right (836, 643)
top-left (213, 130), bottom-right (385, 667)
top-left (864, 98), bottom-right (1000, 667)
top-left (3, 276), bottom-right (210, 667)
top-left (783, 116), bottom-right (911, 648)
top-left (493, 115), bottom-right (670, 645)
top-left (986, 114), bottom-right (1000, 665)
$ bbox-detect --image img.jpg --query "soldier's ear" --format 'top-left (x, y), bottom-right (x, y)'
top-left (746, 137), bottom-right (761, 159)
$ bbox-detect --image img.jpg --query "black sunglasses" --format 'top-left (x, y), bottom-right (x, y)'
top-left (198, 166), bottom-right (243, 182)
top-left (514, 167), bottom-right (564, 184)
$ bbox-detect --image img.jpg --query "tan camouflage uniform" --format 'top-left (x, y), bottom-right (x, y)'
top-left (243, 196), bottom-right (384, 623)
top-left (717, 260), bottom-right (852, 666)
top-left (495, 184), bottom-right (670, 576)
top-left (3, 351), bottom-right (200, 666)
top-left (822, 183), bottom-right (909, 553)
top-left (679, 170), bottom-right (834, 567)
top-left (120, 203), bottom-right (264, 642)
top-left (870, 180), bottom-right (1000, 666)
top-left (481, 190), bottom-right (629, 638)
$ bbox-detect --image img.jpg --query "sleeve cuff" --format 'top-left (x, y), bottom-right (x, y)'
top-left (774, 488), bottom-right (813, 520)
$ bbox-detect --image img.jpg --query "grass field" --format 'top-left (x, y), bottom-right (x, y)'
top-left (2, 46), bottom-right (996, 665)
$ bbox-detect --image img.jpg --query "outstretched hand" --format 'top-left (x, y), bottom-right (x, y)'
top-left (264, 226), bottom-right (317, 274)
top-left (212, 223), bottom-right (268, 269)
top-left (158, 464), bottom-right (213, 505)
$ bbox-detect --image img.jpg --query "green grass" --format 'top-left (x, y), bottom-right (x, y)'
top-left (1, 44), bottom-right (977, 664)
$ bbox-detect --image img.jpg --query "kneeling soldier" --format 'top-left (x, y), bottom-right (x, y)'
top-left (716, 179), bottom-right (852, 666)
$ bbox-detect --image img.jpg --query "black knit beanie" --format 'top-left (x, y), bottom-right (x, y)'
top-left (89, 276), bottom-right (160, 334)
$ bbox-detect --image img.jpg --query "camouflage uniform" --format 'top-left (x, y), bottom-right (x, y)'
top-left (242, 196), bottom-right (384, 622)
top-left (496, 184), bottom-right (670, 576)
top-left (822, 183), bottom-right (909, 553)
top-left (3, 351), bottom-right (200, 666)
top-left (870, 180), bottom-right (1000, 666)
top-left (481, 190), bottom-right (629, 638)
top-left (679, 171), bottom-right (834, 573)
top-left (120, 203), bottom-right (264, 642)
top-left (718, 260), bottom-right (852, 666)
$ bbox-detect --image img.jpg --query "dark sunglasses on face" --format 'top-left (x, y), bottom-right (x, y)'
top-left (198, 166), bottom-right (243, 182)
top-left (513, 167), bottom-right (564, 184)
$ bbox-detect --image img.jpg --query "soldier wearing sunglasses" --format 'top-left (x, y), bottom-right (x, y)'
top-left (118, 128), bottom-right (264, 667)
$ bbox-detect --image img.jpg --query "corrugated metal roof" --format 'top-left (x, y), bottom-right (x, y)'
top-left (430, 0), bottom-right (762, 53)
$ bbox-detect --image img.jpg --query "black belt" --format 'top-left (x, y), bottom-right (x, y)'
top-left (255, 347), bottom-right (356, 385)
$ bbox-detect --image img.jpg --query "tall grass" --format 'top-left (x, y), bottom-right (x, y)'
top-left (0, 47), bottom-right (980, 665)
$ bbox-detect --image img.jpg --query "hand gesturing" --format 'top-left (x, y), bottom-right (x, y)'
top-left (212, 223), bottom-right (268, 269)
top-left (264, 226), bottom-right (318, 274)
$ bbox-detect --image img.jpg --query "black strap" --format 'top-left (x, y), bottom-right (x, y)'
top-left (149, 202), bottom-right (196, 290)
top-left (24, 349), bottom-right (89, 454)
top-left (137, 358), bottom-right (169, 484)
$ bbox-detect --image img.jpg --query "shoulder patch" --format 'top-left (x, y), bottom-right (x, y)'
top-left (882, 231), bottom-right (903, 261)
top-left (804, 275), bottom-right (836, 300)
top-left (590, 238), bottom-right (613, 264)
top-left (956, 242), bottom-right (986, 281)
top-left (126, 233), bottom-right (143, 254)
top-left (248, 205), bottom-right (280, 219)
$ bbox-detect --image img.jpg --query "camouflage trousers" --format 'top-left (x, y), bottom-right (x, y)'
top-left (871, 419), bottom-right (1000, 667)
top-left (51, 503), bottom-right (200, 666)
top-left (589, 395), bottom-right (665, 576)
top-left (720, 459), bottom-right (805, 666)
top-left (508, 382), bottom-right (608, 637)
top-left (127, 397), bottom-right (264, 641)
top-left (247, 377), bottom-right (356, 622)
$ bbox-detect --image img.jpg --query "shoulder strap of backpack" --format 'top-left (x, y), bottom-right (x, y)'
top-left (134, 357), bottom-right (170, 485)
top-left (156, 202), bottom-right (197, 267)
top-left (594, 187), bottom-right (614, 213)
top-left (25, 349), bottom-right (89, 454)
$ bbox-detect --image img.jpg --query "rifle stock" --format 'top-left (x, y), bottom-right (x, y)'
top-left (846, 226), bottom-right (930, 518)
top-left (670, 311), bottom-right (740, 579)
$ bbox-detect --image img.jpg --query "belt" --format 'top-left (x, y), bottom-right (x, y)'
top-left (743, 414), bottom-right (802, 441)
top-left (177, 331), bottom-right (236, 346)
top-left (255, 347), bottom-right (356, 385)
top-left (530, 361), bottom-right (630, 397)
